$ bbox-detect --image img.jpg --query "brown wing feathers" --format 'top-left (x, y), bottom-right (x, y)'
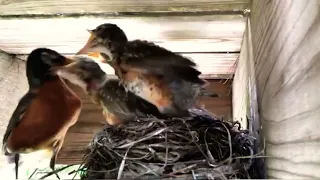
top-left (2, 92), bottom-right (37, 154)
top-left (97, 79), bottom-right (163, 122)
top-left (122, 40), bottom-right (196, 67)
top-left (120, 40), bottom-right (204, 85)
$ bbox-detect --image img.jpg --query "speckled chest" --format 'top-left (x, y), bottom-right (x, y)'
top-left (122, 72), bottom-right (170, 108)
top-left (98, 85), bottom-right (129, 105)
top-left (124, 76), bottom-right (147, 100)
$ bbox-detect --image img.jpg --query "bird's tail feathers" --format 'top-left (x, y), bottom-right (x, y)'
top-left (199, 89), bottom-right (219, 97)
top-left (168, 65), bottom-right (205, 85)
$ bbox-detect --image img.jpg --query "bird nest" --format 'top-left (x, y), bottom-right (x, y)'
top-left (78, 109), bottom-right (257, 179)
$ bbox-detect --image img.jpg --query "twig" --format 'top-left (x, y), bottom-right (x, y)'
top-left (28, 168), bottom-right (38, 179)
top-left (81, 115), bottom-right (257, 179)
top-left (38, 164), bottom-right (76, 179)
top-left (117, 145), bottom-right (132, 180)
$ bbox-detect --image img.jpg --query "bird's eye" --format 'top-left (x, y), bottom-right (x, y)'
top-left (90, 39), bottom-right (98, 47)
top-left (96, 37), bottom-right (104, 43)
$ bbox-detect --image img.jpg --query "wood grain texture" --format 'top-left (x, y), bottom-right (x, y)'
top-left (56, 79), bottom-right (232, 164)
top-left (0, 15), bottom-right (246, 54)
top-left (232, 47), bottom-right (248, 128)
top-left (0, 0), bottom-right (250, 15)
top-left (250, 0), bottom-right (320, 178)
top-left (233, 18), bottom-right (266, 178)
top-left (232, 18), bottom-right (261, 133)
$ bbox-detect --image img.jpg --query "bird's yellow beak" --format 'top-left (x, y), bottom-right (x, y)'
top-left (76, 29), bottom-right (107, 63)
top-left (55, 61), bottom-right (79, 74)
top-left (52, 61), bottom-right (89, 91)
top-left (50, 59), bottom-right (79, 77)
top-left (63, 57), bottom-right (76, 65)
top-left (76, 29), bottom-right (96, 55)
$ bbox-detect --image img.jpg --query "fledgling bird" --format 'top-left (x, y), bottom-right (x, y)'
top-left (52, 55), bottom-right (164, 126)
top-left (76, 23), bottom-right (215, 117)
top-left (2, 48), bottom-right (82, 179)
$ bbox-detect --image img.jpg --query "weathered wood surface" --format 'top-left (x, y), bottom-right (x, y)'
top-left (0, 0), bottom-right (250, 15)
top-left (0, 15), bottom-right (246, 54)
top-left (232, 52), bottom-right (248, 128)
top-left (232, 18), bottom-right (261, 132)
top-left (233, 18), bottom-right (266, 178)
top-left (0, 52), bottom-right (28, 168)
top-left (250, 0), bottom-right (320, 178)
top-left (57, 79), bottom-right (233, 164)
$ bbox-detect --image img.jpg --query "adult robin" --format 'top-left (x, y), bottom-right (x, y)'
top-left (2, 48), bottom-right (82, 179)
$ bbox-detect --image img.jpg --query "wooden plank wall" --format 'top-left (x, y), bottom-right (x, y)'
top-left (0, 15), bottom-right (245, 79)
top-left (0, 15), bottom-right (245, 55)
top-left (250, 0), bottom-right (320, 178)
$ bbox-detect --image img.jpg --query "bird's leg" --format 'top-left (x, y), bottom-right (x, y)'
top-left (49, 151), bottom-right (60, 179)
top-left (50, 140), bottom-right (64, 179)
top-left (14, 153), bottom-right (20, 180)
top-left (113, 62), bottom-right (126, 86)
top-left (117, 69), bottom-right (125, 85)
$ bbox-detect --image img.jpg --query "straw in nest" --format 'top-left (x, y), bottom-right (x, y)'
top-left (79, 109), bottom-right (256, 179)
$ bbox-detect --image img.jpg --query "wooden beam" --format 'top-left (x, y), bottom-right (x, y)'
top-left (250, 0), bottom-right (320, 178)
top-left (0, 15), bottom-right (246, 54)
top-left (232, 36), bottom-right (248, 129)
top-left (232, 18), bottom-right (266, 178)
top-left (0, 0), bottom-right (250, 16)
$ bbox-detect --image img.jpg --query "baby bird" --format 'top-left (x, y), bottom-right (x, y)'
top-left (52, 55), bottom-right (164, 126)
top-left (76, 23), bottom-right (211, 117)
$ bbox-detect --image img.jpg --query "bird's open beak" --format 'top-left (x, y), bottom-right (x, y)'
top-left (50, 61), bottom-right (79, 77)
top-left (52, 61), bottom-right (89, 91)
top-left (63, 57), bottom-right (76, 65)
top-left (48, 57), bottom-right (75, 75)
top-left (76, 29), bottom-right (107, 63)
top-left (76, 29), bottom-right (96, 55)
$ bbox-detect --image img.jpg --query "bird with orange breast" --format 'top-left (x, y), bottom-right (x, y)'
top-left (76, 23), bottom-right (215, 117)
top-left (2, 48), bottom-right (82, 179)
top-left (52, 55), bottom-right (165, 126)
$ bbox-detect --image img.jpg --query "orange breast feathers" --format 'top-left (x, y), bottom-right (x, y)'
top-left (6, 78), bottom-right (82, 152)
top-left (123, 71), bottom-right (173, 112)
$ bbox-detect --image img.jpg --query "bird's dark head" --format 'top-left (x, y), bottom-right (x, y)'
top-left (26, 48), bottom-right (74, 87)
top-left (76, 23), bottom-right (128, 62)
top-left (52, 55), bottom-right (108, 93)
